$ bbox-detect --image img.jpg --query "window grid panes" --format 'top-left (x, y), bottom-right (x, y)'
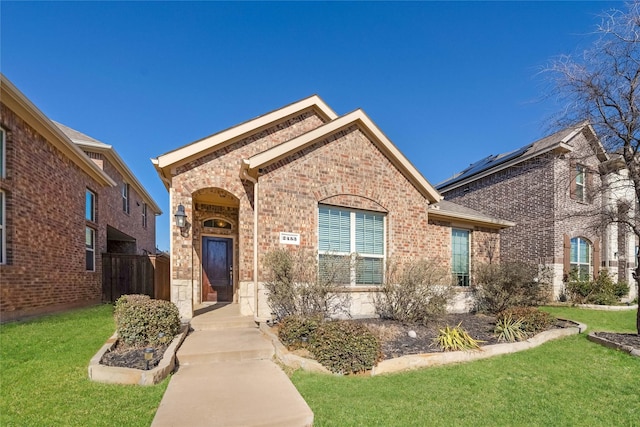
top-left (86, 190), bottom-right (95, 222)
top-left (85, 227), bottom-right (95, 271)
top-left (570, 237), bottom-right (591, 280)
top-left (452, 229), bottom-right (470, 286)
top-left (318, 205), bottom-right (385, 285)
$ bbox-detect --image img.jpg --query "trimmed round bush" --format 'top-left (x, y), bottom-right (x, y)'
top-left (114, 294), bottom-right (181, 347)
top-left (278, 315), bottom-right (322, 350)
top-left (309, 320), bottom-right (382, 375)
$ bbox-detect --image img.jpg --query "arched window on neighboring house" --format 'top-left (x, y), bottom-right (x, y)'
top-left (570, 237), bottom-right (592, 280)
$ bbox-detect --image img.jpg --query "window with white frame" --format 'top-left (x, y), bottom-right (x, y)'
top-left (85, 226), bottom-right (95, 271)
top-left (0, 190), bottom-right (5, 265)
top-left (86, 189), bottom-right (95, 222)
top-left (122, 183), bottom-right (130, 214)
top-left (0, 127), bottom-right (5, 179)
top-left (452, 229), bottom-right (470, 286)
top-left (318, 205), bottom-right (385, 285)
top-left (570, 237), bottom-right (591, 280)
top-left (142, 203), bottom-right (147, 228)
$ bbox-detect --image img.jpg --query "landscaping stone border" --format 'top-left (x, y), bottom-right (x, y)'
top-left (587, 332), bottom-right (640, 357)
top-left (576, 304), bottom-right (638, 311)
top-left (261, 320), bottom-right (586, 376)
top-left (88, 325), bottom-right (189, 385)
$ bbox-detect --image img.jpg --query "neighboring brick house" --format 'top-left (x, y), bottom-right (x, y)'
top-left (0, 74), bottom-right (161, 321)
top-left (437, 123), bottom-right (638, 301)
top-left (153, 95), bottom-right (513, 321)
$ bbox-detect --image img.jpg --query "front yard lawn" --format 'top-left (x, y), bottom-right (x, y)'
top-left (291, 306), bottom-right (640, 426)
top-left (0, 305), bottom-right (168, 427)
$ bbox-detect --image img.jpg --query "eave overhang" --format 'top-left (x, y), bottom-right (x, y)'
top-left (74, 141), bottom-right (162, 215)
top-left (428, 205), bottom-right (516, 230)
top-left (0, 74), bottom-right (116, 188)
top-left (152, 95), bottom-right (338, 190)
top-left (242, 109), bottom-right (442, 204)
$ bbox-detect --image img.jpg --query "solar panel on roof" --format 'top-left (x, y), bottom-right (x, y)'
top-left (437, 143), bottom-right (534, 189)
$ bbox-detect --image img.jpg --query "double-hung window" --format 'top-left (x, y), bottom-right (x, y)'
top-left (142, 203), bottom-right (148, 228)
top-left (570, 237), bottom-right (591, 280)
top-left (318, 205), bottom-right (385, 285)
top-left (122, 183), bottom-right (130, 214)
top-left (86, 189), bottom-right (95, 222)
top-left (452, 229), bottom-right (470, 286)
top-left (0, 127), bottom-right (5, 179)
top-left (85, 226), bottom-right (95, 271)
top-left (0, 190), bottom-right (5, 265)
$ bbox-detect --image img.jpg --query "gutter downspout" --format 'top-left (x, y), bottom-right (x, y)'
top-left (240, 160), bottom-right (260, 321)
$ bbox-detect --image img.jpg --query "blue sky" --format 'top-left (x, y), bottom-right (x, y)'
top-left (1, 1), bottom-right (617, 251)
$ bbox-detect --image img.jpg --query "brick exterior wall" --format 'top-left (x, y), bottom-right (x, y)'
top-left (0, 103), bottom-right (104, 320)
top-left (441, 131), bottom-right (606, 297)
top-left (169, 110), bottom-right (502, 319)
top-left (0, 102), bottom-right (157, 321)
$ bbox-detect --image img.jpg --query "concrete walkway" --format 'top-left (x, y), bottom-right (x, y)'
top-left (151, 303), bottom-right (314, 427)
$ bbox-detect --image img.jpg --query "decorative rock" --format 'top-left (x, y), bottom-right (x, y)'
top-left (408, 330), bottom-right (417, 339)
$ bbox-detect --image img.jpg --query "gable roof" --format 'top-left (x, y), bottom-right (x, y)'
top-left (241, 108), bottom-right (442, 203)
top-left (152, 95), bottom-right (338, 184)
top-left (436, 123), bottom-right (608, 192)
top-left (54, 121), bottom-right (162, 215)
top-left (428, 200), bottom-right (515, 229)
top-left (0, 74), bottom-right (116, 188)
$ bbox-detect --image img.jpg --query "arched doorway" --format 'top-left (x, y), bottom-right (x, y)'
top-left (192, 188), bottom-right (239, 303)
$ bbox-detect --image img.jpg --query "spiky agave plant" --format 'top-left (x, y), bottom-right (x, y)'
top-left (494, 314), bottom-right (528, 343)
top-left (433, 322), bottom-right (484, 351)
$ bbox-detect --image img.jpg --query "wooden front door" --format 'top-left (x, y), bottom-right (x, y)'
top-left (202, 237), bottom-right (233, 302)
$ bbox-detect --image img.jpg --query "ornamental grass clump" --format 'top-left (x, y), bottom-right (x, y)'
top-left (114, 294), bottom-right (181, 347)
top-left (497, 306), bottom-right (556, 336)
top-left (433, 322), bottom-right (484, 351)
top-left (494, 314), bottom-right (528, 342)
top-left (309, 320), bottom-right (382, 374)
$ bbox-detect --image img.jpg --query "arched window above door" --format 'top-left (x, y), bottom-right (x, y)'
top-left (203, 218), bottom-right (232, 230)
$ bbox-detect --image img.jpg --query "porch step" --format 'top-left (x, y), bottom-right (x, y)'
top-left (190, 303), bottom-right (257, 331)
top-left (177, 328), bottom-right (275, 365)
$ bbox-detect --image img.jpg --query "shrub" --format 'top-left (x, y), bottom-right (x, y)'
top-left (565, 270), bottom-right (629, 305)
top-left (433, 323), bottom-right (483, 351)
top-left (114, 294), bottom-right (181, 347)
top-left (277, 315), bottom-right (322, 350)
top-left (473, 262), bottom-right (552, 314)
top-left (263, 249), bottom-right (350, 320)
top-left (497, 306), bottom-right (556, 335)
top-left (309, 320), bottom-right (381, 374)
top-left (375, 259), bottom-right (453, 325)
top-left (494, 314), bottom-right (528, 342)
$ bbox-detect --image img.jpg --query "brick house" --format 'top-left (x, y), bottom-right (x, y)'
top-left (437, 123), bottom-right (638, 301)
top-left (153, 96), bottom-right (513, 321)
top-left (0, 74), bottom-right (161, 321)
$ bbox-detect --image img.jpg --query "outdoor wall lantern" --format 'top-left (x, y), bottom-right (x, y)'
top-left (174, 204), bottom-right (187, 229)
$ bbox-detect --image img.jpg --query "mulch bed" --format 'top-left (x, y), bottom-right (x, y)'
top-left (355, 313), bottom-right (575, 360)
top-left (592, 331), bottom-right (640, 352)
top-left (100, 340), bottom-right (168, 370)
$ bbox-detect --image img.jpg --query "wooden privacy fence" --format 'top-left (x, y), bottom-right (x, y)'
top-left (102, 253), bottom-right (170, 302)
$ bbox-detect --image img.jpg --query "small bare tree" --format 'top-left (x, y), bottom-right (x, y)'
top-left (546, 1), bottom-right (640, 334)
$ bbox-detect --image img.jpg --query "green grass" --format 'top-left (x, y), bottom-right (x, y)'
top-left (0, 304), bottom-right (168, 427)
top-left (292, 307), bottom-right (640, 426)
